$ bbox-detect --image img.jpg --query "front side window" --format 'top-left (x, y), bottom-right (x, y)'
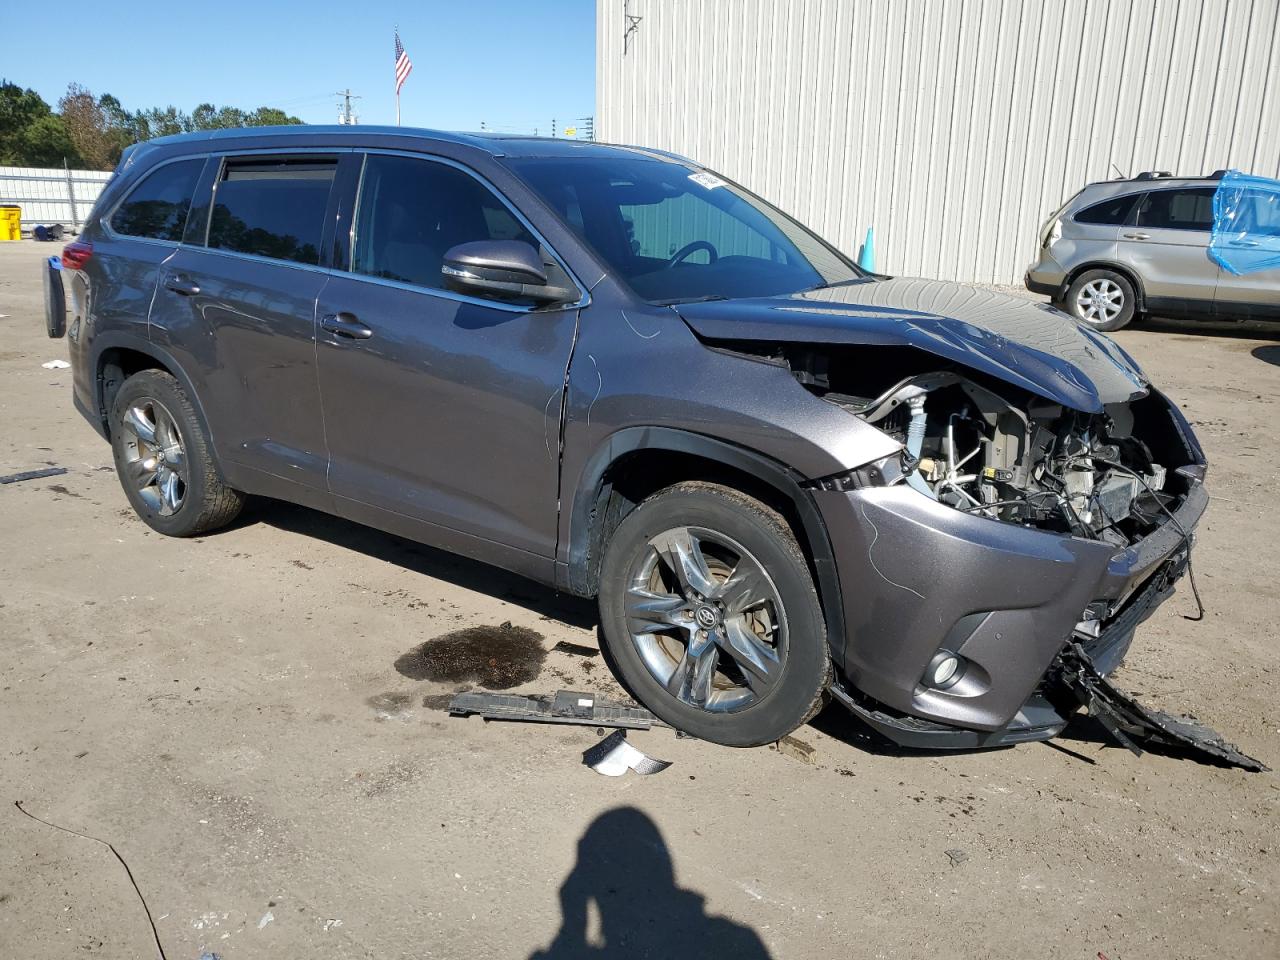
top-left (207, 158), bottom-right (335, 265)
top-left (1074, 193), bottom-right (1139, 226)
top-left (351, 154), bottom-right (537, 290)
top-left (505, 156), bottom-right (861, 303)
top-left (110, 158), bottom-right (204, 241)
top-left (1135, 188), bottom-right (1215, 231)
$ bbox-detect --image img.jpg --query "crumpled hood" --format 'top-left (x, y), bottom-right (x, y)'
top-left (675, 277), bottom-right (1149, 413)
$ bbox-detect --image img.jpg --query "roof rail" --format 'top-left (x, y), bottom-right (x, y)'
top-left (1207, 168), bottom-right (1229, 180)
top-left (1133, 170), bottom-right (1173, 181)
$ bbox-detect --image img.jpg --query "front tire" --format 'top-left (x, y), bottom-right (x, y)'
top-left (109, 370), bottom-right (244, 537)
top-left (1064, 269), bottom-right (1136, 331)
top-left (598, 482), bottom-right (830, 746)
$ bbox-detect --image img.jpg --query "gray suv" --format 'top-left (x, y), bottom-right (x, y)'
top-left (48, 126), bottom-right (1208, 749)
top-left (1026, 170), bottom-right (1280, 331)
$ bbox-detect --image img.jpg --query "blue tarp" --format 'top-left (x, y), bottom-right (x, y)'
top-left (1209, 170), bottom-right (1280, 276)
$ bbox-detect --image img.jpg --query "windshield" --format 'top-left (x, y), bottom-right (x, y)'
top-left (504, 156), bottom-right (863, 304)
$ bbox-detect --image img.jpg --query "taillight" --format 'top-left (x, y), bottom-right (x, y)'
top-left (61, 240), bottom-right (93, 270)
top-left (1041, 218), bottom-right (1062, 249)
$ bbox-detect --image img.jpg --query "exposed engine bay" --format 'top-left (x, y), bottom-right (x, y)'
top-left (834, 371), bottom-right (1183, 547)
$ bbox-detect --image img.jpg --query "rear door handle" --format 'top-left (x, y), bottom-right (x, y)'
top-left (321, 312), bottom-right (373, 340)
top-left (1228, 239), bottom-right (1260, 248)
top-left (165, 274), bottom-right (200, 296)
top-left (1122, 232), bottom-right (1151, 240)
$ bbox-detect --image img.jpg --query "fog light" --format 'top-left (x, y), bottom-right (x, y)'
top-left (925, 652), bottom-right (963, 689)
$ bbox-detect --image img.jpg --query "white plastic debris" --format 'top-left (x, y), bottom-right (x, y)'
top-left (583, 729), bottom-right (672, 777)
top-left (258, 910), bottom-right (274, 929)
top-left (42, 359), bottom-right (70, 369)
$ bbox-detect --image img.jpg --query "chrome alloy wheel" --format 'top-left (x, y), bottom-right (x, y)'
top-left (624, 526), bottom-right (787, 713)
top-left (120, 397), bottom-right (187, 516)
top-left (1075, 277), bottom-right (1124, 325)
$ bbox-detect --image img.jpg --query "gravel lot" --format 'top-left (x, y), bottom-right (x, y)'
top-left (1, 239), bottom-right (1276, 959)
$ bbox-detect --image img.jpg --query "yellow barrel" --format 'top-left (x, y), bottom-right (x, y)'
top-left (0, 206), bottom-right (20, 241)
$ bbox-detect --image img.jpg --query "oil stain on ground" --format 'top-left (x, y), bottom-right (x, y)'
top-left (395, 622), bottom-right (546, 689)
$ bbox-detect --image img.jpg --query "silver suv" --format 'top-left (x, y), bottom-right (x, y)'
top-left (1025, 170), bottom-right (1280, 331)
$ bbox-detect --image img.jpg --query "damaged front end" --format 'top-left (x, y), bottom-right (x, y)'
top-left (783, 345), bottom-right (1257, 767)
top-left (674, 280), bottom-right (1261, 768)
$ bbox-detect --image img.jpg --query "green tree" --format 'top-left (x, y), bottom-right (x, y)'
top-left (19, 114), bottom-right (81, 167)
top-left (246, 107), bottom-right (298, 127)
top-left (0, 81), bottom-right (80, 166)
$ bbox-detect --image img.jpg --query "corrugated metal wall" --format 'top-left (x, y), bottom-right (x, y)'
top-left (597, 0), bottom-right (1280, 284)
top-left (0, 167), bottom-right (114, 231)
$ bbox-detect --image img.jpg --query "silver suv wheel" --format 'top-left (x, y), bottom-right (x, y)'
top-left (625, 525), bottom-right (786, 713)
top-left (120, 398), bottom-right (187, 516)
top-left (1074, 278), bottom-right (1124, 326)
top-left (1063, 268), bottom-right (1137, 331)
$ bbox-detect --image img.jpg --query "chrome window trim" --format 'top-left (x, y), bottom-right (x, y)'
top-left (100, 143), bottom-right (592, 303)
top-left (177, 243), bottom-right (334, 277)
top-left (101, 153), bottom-right (209, 245)
top-left (345, 148), bottom-right (590, 314)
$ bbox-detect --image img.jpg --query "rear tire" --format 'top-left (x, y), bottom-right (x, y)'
top-left (597, 482), bottom-right (831, 747)
top-left (109, 370), bottom-right (243, 537)
top-left (1064, 269), bottom-right (1136, 332)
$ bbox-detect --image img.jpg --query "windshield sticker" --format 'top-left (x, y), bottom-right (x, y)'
top-left (688, 172), bottom-right (727, 190)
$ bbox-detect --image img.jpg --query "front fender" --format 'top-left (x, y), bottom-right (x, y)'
top-left (557, 425), bottom-right (850, 668)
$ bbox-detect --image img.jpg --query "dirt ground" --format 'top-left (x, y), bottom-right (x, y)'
top-left (1, 238), bottom-right (1276, 959)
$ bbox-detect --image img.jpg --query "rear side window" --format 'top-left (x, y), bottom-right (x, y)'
top-left (1073, 194), bottom-right (1139, 226)
top-left (110, 158), bottom-right (204, 241)
top-left (351, 155), bottom-right (537, 290)
top-left (208, 158), bottom-right (335, 265)
top-left (1135, 188), bottom-right (1215, 231)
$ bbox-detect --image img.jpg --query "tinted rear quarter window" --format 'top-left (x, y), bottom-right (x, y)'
top-left (1073, 193), bottom-right (1139, 226)
top-left (1135, 188), bottom-right (1215, 231)
top-left (110, 158), bottom-right (204, 241)
top-left (208, 158), bottom-right (335, 265)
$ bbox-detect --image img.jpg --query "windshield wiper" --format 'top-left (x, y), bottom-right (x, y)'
top-left (651, 294), bottom-right (730, 306)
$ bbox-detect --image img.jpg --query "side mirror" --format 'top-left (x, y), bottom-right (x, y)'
top-left (442, 240), bottom-right (575, 305)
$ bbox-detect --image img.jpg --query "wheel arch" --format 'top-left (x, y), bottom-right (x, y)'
top-left (91, 333), bottom-right (223, 472)
top-left (562, 427), bottom-right (847, 664)
top-left (1064, 260), bottom-right (1147, 313)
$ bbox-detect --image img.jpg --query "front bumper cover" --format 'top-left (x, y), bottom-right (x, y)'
top-left (814, 477), bottom-right (1208, 737)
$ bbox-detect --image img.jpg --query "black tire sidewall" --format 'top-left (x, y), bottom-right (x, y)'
top-left (598, 486), bottom-right (828, 747)
top-left (110, 371), bottom-right (212, 537)
top-left (1067, 269), bottom-right (1136, 332)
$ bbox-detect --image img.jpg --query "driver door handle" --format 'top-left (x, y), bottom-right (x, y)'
top-left (321, 312), bottom-right (373, 340)
top-left (165, 274), bottom-right (200, 296)
top-left (1122, 232), bottom-right (1150, 240)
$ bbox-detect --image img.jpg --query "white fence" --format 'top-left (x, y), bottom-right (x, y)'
top-left (0, 166), bottom-right (114, 233)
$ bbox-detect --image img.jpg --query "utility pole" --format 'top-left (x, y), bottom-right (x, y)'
top-left (334, 89), bottom-right (361, 125)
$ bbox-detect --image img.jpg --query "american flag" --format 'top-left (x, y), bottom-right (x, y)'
top-left (394, 30), bottom-right (413, 94)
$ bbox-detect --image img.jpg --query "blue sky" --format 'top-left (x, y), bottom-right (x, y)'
top-left (2, 0), bottom-right (596, 132)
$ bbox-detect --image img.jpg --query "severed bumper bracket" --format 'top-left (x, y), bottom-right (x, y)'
top-left (1057, 644), bottom-right (1268, 772)
top-left (449, 690), bottom-right (666, 730)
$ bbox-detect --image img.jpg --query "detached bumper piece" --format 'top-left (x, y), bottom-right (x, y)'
top-left (449, 689), bottom-right (665, 731)
top-left (1058, 645), bottom-right (1268, 772)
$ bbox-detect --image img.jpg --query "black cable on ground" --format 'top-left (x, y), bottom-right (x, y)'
top-left (13, 801), bottom-right (166, 960)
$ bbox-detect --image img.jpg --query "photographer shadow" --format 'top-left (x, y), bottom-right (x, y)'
top-left (530, 806), bottom-right (773, 960)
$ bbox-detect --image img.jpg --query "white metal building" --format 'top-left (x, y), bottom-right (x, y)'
top-left (596, 0), bottom-right (1280, 284)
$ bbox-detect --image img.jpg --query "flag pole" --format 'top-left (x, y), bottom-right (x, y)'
top-left (396, 90), bottom-right (400, 126)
